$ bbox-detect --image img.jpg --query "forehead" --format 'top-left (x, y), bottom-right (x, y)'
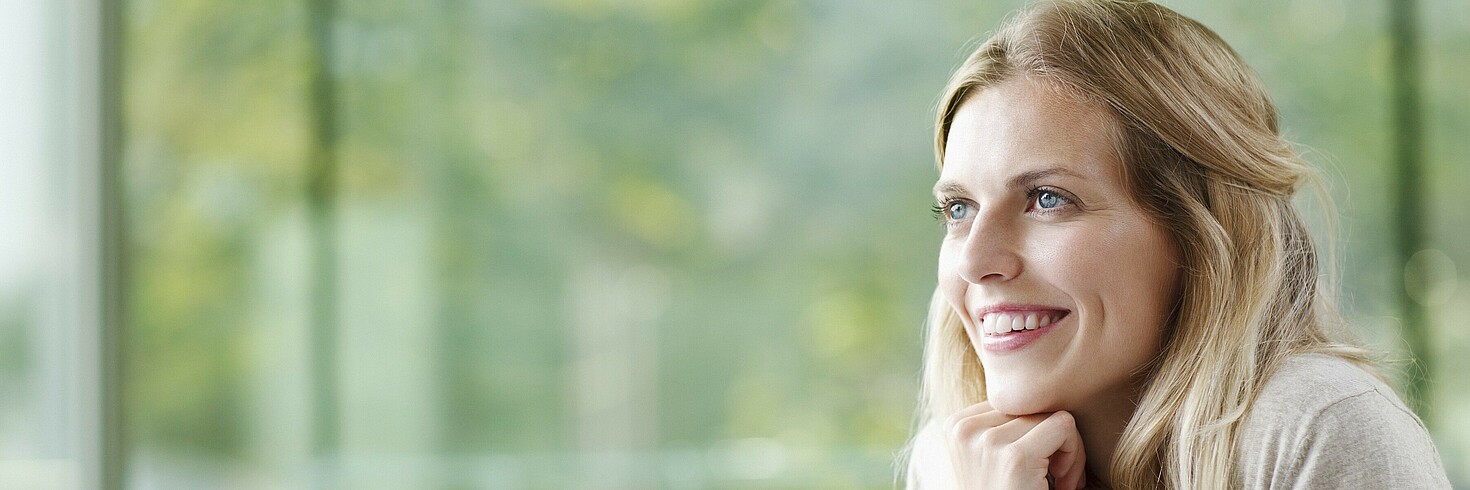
top-left (940, 76), bottom-right (1123, 187)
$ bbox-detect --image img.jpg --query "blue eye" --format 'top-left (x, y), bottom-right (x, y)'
top-left (1028, 187), bottom-right (1073, 211)
top-left (1037, 191), bottom-right (1062, 209)
top-left (947, 201), bottom-right (971, 220)
top-left (930, 200), bottom-right (974, 226)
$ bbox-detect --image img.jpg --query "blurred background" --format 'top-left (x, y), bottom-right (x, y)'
top-left (2, 0), bottom-right (1466, 488)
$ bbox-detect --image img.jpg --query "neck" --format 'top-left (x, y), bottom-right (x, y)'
top-left (1069, 381), bottom-right (1143, 488)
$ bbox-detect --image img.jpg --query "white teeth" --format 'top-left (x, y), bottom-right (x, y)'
top-left (981, 311), bottom-right (1067, 335)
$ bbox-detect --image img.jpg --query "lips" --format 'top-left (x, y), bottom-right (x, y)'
top-left (972, 306), bottom-right (1071, 353)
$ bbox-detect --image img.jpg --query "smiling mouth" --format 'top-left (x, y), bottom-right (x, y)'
top-left (980, 310), bottom-right (1070, 335)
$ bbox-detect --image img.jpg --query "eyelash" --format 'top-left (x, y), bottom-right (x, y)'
top-left (930, 186), bottom-right (1078, 226)
top-left (929, 202), bottom-right (947, 223)
top-left (1024, 186), bottom-right (1076, 211)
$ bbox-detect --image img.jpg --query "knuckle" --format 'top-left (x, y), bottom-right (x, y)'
top-left (943, 412), bottom-right (964, 433)
top-left (946, 413), bottom-right (990, 440)
top-left (945, 416), bottom-right (971, 442)
top-left (975, 427), bottom-right (1005, 448)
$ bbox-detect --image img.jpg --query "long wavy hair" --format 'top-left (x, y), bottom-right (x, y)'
top-left (899, 1), bottom-right (1374, 488)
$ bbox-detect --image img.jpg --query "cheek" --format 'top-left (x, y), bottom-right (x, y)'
top-left (1038, 224), bottom-right (1179, 331)
top-left (1094, 229), bottom-right (1179, 338)
top-left (1112, 225), bottom-right (1181, 314)
top-left (935, 243), bottom-right (969, 315)
top-left (1026, 228), bottom-right (1105, 290)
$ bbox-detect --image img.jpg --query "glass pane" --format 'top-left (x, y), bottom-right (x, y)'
top-left (0, 1), bottom-right (101, 489)
top-left (117, 0), bottom-right (1469, 488)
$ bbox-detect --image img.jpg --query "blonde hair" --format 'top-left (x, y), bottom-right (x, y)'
top-left (901, 1), bottom-right (1374, 488)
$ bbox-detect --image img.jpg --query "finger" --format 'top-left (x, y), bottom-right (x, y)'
top-left (1048, 446), bottom-right (1085, 490)
top-left (944, 402), bottom-right (1017, 484)
top-left (945, 411), bottom-right (1016, 475)
top-left (972, 412), bottom-right (1047, 447)
top-left (1015, 411), bottom-right (1086, 490)
top-left (948, 400), bottom-right (994, 420)
top-left (944, 401), bottom-right (1009, 442)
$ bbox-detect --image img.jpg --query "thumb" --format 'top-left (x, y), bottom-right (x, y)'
top-left (1016, 411), bottom-right (1087, 490)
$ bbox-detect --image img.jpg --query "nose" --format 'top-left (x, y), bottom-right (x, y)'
top-left (955, 212), bottom-right (1023, 284)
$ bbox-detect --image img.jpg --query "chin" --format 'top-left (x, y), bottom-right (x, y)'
top-left (985, 384), bottom-right (1064, 416)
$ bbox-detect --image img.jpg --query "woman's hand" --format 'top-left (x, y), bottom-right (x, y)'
top-left (945, 401), bottom-right (1087, 490)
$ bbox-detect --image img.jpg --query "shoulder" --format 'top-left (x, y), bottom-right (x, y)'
top-left (1236, 354), bottom-right (1451, 489)
top-left (1247, 353), bottom-right (1395, 417)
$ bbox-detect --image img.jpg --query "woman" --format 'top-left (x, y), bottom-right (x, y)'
top-left (901, 1), bottom-right (1452, 488)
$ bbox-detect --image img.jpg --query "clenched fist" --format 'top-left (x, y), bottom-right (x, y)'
top-left (945, 401), bottom-right (1087, 489)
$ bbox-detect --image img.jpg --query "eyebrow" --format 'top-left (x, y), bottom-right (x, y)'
top-left (932, 167), bottom-right (1083, 198)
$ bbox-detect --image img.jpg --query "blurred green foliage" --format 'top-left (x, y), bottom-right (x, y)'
top-left (117, 0), bottom-right (1469, 488)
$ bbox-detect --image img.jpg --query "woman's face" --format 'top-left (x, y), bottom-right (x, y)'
top-left (935, 76), bottom-right (1181, 415)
